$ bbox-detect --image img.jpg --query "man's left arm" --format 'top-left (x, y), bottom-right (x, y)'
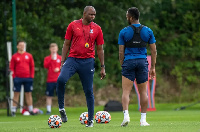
top-left (149, 43), bottom-right (157, 79)
top-left (148, 29), bottom-right (157, 79)
top-left (97, 45), bottom-right (106, 80)
top-left (30, 54), bottom-right (35, 78)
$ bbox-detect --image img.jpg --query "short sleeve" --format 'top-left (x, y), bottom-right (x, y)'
top-left (64, 22), bottom-right (73, 40)
top-left (118, 30), bottom-right (125, 45)
top-left (148, 29), bottom-right (156, 44)
top-left (96, 26), bottom-right (104, 45)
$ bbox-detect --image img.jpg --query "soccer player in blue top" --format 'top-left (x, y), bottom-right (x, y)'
top-left (118, 7), bottom-right (157, 127)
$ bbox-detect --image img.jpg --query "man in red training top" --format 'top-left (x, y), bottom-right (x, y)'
top-left (57, 6), bottom-right (106, 127)
top-left (10, 41), bottom-right (35, 116)
top-left (44, 43), bottom-right (61, 115)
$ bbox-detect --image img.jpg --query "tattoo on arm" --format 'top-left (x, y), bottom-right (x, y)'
top-left (149, 43), bottom-right (157, 68)
top-left (119, 45), bottom-right (125, 65)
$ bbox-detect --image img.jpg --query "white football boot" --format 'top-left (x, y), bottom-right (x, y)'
top-left (86, 120), bottom-right (94, 127)
top-left (121, 117), bottom-right (130, 127)
top-left (140, 120), bottom-right (150, 126)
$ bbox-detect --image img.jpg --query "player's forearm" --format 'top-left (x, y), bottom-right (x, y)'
top-left (119, 45), bottom-right (125, 66)
top-left (30, 67), bottom-right (35, 78)
top-left (61, 41), bottom-right (70, 61)
top-left (150, 46), bottom-right (157, 68)
top-left (97, 48), bottom-right (104, 66)
top-left (9, 59), bottom-right (15, 74)
top-left (10, 68), bottom-right (15, 77)
top-left (119, 52), bottom-right (124, 66)
top-left (30, 58), bottom-right (35, 78)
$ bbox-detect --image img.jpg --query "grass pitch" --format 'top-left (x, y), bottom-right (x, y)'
top-left (0, 103), bottom-right (200, 132)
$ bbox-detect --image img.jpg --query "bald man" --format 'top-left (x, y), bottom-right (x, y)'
top-left (57, 6), bottom-right (106, 127)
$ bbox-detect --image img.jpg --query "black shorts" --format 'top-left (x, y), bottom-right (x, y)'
top-left (122, 58), bottom-right (148, 84)
top-left (13, 77), bottom-right (33, 92)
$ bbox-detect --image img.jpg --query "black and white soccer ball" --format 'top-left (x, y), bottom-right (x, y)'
top-left (95, 111), bottom-right (111, 123)
top-left (95, 111), bottom-right (104, 123)
top-left (48, 115), bottom-right (62, 128)
top-left (79, 112), bottom-right (88, 124)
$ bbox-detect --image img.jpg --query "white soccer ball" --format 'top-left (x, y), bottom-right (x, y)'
top-left (95, 111), bottom-right (104, 123)
top-left (48, 115), bottom-right (62, 128)
top-left (79, 112), bottom-right (88, 124)
top-left (95, 111), bottom-right (111, 123)
top-left (23, 111), bottom-right (30, 116)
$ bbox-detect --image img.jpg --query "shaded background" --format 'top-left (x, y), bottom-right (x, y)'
top-left (0, 0), bottom-right (200, 107)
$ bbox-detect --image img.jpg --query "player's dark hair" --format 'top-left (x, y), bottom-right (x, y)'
top-left (17, 40), bottom-right (26, 45)
top-left (127, 7), bottom-right (140, 20)
top-left (84, 6), bottom-right (95, 13)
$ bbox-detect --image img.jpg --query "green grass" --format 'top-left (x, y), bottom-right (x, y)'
top-left (0, 103), bottom-right (200, 132)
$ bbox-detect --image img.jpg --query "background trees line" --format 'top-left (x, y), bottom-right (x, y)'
top-left (0, 0), bottom-right (199, 103)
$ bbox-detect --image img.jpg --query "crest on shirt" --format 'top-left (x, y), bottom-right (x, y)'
top-left (25, 55), bottom-right (29, 59)
top-left (57, 59), bottom-right (60, 63)
top-left (90, 29), bottom-right (93, 34)
top-left (17, 58), bottom-right (20, 61)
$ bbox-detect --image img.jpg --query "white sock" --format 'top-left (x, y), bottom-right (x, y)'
top-left (47, 105), bottom-right (51, 112)
top-left (28, 105), bottom-right (33, 112)
top-left (123, 110), bottom-right (129, 119)
top-left (141, 113), bottom-right (146, 122)
top-left (59, 108), bottom-right (65, 111)
top-left (11, 106), bottom-right (17, 112)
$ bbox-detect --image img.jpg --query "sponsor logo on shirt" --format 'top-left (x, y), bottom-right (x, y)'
top-left (57, 59), bottom-right (60, 63)
top-left (90, 29), bottom-right (93, 33)
top-left (25, 55), bottom-right (29, 59)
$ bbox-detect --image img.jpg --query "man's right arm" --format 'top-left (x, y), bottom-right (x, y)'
top-left (9, 56), bottom-right (15, 78)
top-left (60, 39), bottom-right (71, 69)
top-left (43, 57), bottom-right (50, 69)
top-left (119, 45), bottom-right (125, 66)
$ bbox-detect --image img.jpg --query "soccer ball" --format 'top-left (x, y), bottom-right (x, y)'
top-left (95, 111), bottom-right (111, 123)
top-left (95, 111), bottom-right (104, 122)
top-left (79, 112), bottom-right (88, 124)
top-left (48, 115), bottom-right (62, 128)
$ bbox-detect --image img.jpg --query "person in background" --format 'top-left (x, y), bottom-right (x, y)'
top-left (10, 41), bottom-right (35, 116)
top-left (57, 6), bottom-right (106, 127)
top-left (118, 7), bottom-right (157, 127)
top-left (44, 43), bottom-right (61, 115)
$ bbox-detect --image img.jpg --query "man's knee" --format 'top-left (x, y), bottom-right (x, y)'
top-left (57, 76), bottom-right (66, 85)
top-left (25, 92), bottom-right (32, 97)
top-left (84, 89), bottom-right (94, 98)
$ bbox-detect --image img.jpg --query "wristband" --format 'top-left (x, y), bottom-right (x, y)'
top-left (101, 65), bottom-right (105, 68)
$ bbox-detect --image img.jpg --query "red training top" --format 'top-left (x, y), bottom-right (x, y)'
top-left (43, 54), bottom-right (61, 82)
top-left (10, 52), bottom-right (35, 78)
top-left (65, 19), bottom-right (104, 58)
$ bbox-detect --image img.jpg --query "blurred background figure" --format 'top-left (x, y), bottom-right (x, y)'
top-left (44, 43), bottom-right (61, 115)
top-left (10, 41), bottom-right (35, 116)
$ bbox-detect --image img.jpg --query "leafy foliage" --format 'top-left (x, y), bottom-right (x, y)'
top-left (0, 0), bottom-right (199, 103)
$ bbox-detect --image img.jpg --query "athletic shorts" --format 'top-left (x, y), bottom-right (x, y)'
top-left (45, 82), bottom-right (57, 96)
top-left (13, 77), bottom-right (33, 92)
top-left (122, 58), bottom-right (148, 84)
